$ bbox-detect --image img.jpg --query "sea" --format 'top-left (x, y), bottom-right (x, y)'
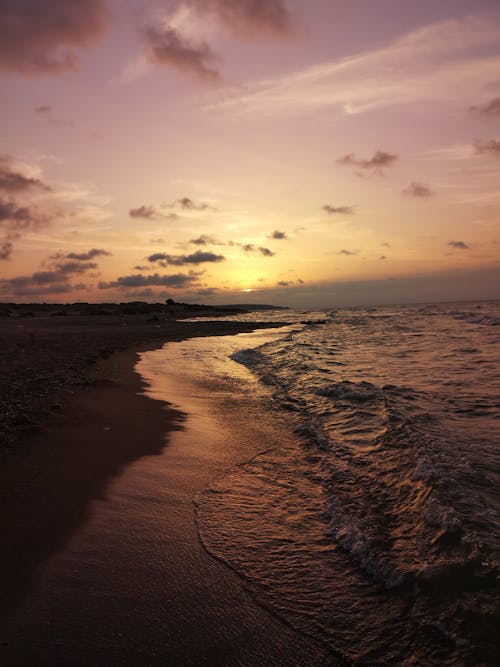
top-left (185, 300), bottom-right (499, 666)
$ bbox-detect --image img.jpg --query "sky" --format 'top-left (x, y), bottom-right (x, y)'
top-left (0, 0), bottom-right (499, 308)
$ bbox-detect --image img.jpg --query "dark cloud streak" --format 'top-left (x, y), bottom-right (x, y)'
top-left (65, 248), bottom-right (111, 261)
top-left (147, 250), bottom-right (225, 265)
top-left (448, 241), bottom-right (469, 250)
top-left (99, 272), bottom-right (201, 289)
top-left (323, 204), bottom-right (355, 215)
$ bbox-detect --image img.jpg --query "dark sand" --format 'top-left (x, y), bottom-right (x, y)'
top-left (0, 317), bottom-right (336, 666)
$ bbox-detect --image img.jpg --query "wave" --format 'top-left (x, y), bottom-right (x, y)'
top-left (200, 301), bottom-right (500, 664)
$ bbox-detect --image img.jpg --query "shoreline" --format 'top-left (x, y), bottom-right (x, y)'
top-left (0, 320), bottom-right (336, 665)
top-left (0, 315), bottom-right (290, 455)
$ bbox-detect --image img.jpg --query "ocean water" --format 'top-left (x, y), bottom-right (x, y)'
top-left (193, 301), bottom-right (499, 666)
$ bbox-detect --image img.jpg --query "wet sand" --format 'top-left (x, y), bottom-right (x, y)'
top-left (0, 323), bottom-right (337, 666)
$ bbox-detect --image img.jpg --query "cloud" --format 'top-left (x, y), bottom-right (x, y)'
top-left (0, 241), bottom-right (13, 260)
top-left (129, 205), bottom-right (157, 219)
top-left (0, 162), bottom-right (52, 259)
top-left (0, 155), bottom-right (112, 260)
top-left (0, 257), bottom-right (95, 296)
top-left (0, 281), bottom-right (82, 297)
top-left (0, 155), bottom-right (51, 193)
top-left (45, 251), bottom-right (107, 277)
top-left (168, 196), bottom-right (217, 211)
top-left (34, 105), bottom-right (52, 114)
top-left (49, 261), bottom-right (97, 275)
top-left (337, 150), bottom-right (398, 174)
top-left (0, 0), bottom-right (108, 75)
top-left (143, 25), bottom-right (218, 81)
top-left (129, 204), bottom-right (178, 221)
top-left (379, 255), bottom-right (387, 261)
top-left (339, 249), bottom-right (357, 256)
top-left (242, 244), bottom-right (275, 256)
top-left (0, 199), bottom-right (33, 226)
top-left (99, 272), bottom-right (202, 289)
top-left (147, 250), bottom-right (225, 265)
top-left (470, 97), bottom-right (500, 118)
top-left (402, 181), bottom-right (434, 198)
top-left (448, 241), bottom-right (469, 250)
top-left (141, 1), bottom-right (291, 82)
top-left (259, 246), bottom-right (274, 257)
top-left (188, 0), bottom-right (291, 37)
top-left (270, 230), bottom-right (287, 239)
top-left (323, 204), bottom-right (355, 215)
top-left (190, 234), bottom-right (222, 245)
top-left (0, 198), bottom-right (49, 244)
top-left (207, 14), bottom-right (500, 119)
top-left (64, 248), bottom-right (111, 261)
top-left (474, 139), bottom-right (500, 158)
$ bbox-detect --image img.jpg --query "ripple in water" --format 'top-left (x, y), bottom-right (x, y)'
top-left (196, 302), bottom-right (500, 666)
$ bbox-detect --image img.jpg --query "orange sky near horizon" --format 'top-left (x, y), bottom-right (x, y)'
top-left (0, 0), bottom-right (499, 307)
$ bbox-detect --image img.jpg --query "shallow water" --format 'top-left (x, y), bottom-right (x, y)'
top-left (193, 301), bottom-right (500, 665)
top-left (0, 327), bottom-right (335, 665)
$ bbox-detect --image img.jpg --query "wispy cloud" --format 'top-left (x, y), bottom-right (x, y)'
top-left (0, 154), bottom-right (51, 193)
top-left (0, 154), bottom-right (113, 258)
top-left (270, 229), bottom-right (287, 239)
top-left (448, 241), bottom-right (470, 250)
top-left (206, 14), bottom-right (500, 117)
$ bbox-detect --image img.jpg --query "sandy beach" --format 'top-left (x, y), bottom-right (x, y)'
top-left (0, 316), bottom-right (336, 666)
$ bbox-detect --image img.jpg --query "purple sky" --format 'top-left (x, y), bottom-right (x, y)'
top-left (0, 0), bottom-right (499, 306)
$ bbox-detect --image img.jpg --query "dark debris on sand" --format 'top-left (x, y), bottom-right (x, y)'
top-left (0, 304), bottom-right (286, 456)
